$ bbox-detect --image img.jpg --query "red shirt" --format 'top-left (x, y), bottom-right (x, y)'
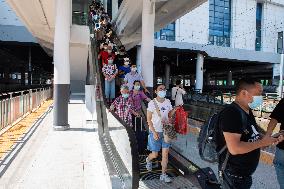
top-left (100, 51), bottom-right (115, 65)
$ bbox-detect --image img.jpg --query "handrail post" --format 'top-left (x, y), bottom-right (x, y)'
top-left (9, 93), bottom-right (13, 126)
top-left (21, 91), bottom-right (24, 116)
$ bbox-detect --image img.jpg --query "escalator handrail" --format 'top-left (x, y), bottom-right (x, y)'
top-left (89, 16), bottom-right (140, 189)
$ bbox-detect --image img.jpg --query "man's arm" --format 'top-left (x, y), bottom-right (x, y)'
top-left (181, 88), bottom-right (186, 95)
top-left (266, 118), bottom-right (278, 135)
top-left (223, 132), bottom-right (278, 155)
top-left (140, 80), bottom-right (149, 93)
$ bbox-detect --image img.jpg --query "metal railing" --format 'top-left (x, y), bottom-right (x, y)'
top-left (0, 87), bottom-right (52, 131)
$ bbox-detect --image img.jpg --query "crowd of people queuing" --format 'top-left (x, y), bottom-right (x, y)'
top-left (89, 1), bottom-right (284, 188)
top-left (89, 1), bottom-right (178, 183)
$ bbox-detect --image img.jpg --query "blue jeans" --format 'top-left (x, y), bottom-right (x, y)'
top-left (274, 147), bottom-right (284, 189)
top-left (147, 132), bottom-right (171, 152)
top-left (105, 79), bottom-right (115, 99)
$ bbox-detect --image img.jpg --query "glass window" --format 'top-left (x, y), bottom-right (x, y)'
top-left (208, 0), bottom-right (231, 47)
top-left (72, 0), bottom-right (88, 26)
top-left (255, 3), bottom-right (262, 51)
top-left (154, 22), bottom-right (175, 41)
top-left (277, 31), bottom-right (283, 54)
top-left (255, 37), bottom-right (261, 51)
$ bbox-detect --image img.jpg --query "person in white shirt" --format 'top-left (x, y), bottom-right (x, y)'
top-left (145, 84), bottom-right (176, 183)
top-left (171, 80), bottom-right (186, 106)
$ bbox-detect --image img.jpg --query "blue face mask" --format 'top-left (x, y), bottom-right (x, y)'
top-left (134, 85), bottom-right (140, 90)
top-left (122, 93), bottom-right (129, 98)
top-left (157, 91), bottom-right (166, 98)
top-left (248, 96), bottom-right (263, 109)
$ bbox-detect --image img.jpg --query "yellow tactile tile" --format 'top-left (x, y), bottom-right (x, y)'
top-left (0, 100), bottom-right (53, 160)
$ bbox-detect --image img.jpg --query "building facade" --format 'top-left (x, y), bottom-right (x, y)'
top-left (174, 0), bottom-right (284, 53)
top-left (154, 0), bottom-right (284, 88)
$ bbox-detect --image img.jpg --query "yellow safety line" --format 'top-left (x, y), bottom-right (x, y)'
top-left (0, 100), bottom-right (53, 160)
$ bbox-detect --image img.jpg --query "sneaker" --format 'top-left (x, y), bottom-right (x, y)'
top-left (145, 157), bottom-right (152, 171)
top-left (160, 173), bottom-right (172, 183)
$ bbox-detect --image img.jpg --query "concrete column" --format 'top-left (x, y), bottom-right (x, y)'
top-left (190, 75), bottom-right (195, 87)
top-left (279, 53), bottom-right (284, 98)
top-left (141, 0), bottom-right (155, 93)
top-left (195, 53), bottom-right (204, 93)
top-left (136, 45), bottom-right (142, 73)
top-left (53, 0), bottom-right (71, 130)
top-left (227, 71), bottom-right (232, 86)
top-left (165, 63), bottom-right (170, 89)
top-left (112, 0), bottom-right (118, 19)
top-left (206, 73), bottom-right (210, 85)
top-left (272, 63), bottom-right (278, 85)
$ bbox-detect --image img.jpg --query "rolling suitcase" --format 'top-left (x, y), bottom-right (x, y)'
top-left (134, 116), bottom-right (147, 154)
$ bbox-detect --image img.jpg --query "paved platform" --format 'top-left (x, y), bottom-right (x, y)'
top-left (172, 132), bottom-right (280, 189)
top-left (0, 98), bottom-right (111, 189)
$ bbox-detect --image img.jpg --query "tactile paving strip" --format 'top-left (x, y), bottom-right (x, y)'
top-left (0, 100), bottom-right (53, 160)
top-left (139, 176), bottom-right (198, 189)
top-left (139, 154), bottom-right (198, 189)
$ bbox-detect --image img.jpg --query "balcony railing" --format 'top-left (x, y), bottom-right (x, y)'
top-left (0, 87), bottom-right (52, 131)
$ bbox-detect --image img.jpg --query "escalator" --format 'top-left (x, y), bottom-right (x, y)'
top-left (88, 2), bottom-right (219, 189)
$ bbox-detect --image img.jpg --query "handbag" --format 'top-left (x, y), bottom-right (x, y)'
top-left (174, 106), bottom-right (190, 135)
top-left (153, 98), bottom-right (177, 143)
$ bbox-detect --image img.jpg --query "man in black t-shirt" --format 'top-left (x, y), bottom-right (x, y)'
top-left (267, 98), bottom-right (284, 189)
top-left (217, 78), bottom-right (283, 189)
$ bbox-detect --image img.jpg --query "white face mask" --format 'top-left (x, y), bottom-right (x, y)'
top-left (107, 50), bottom-right (112, 53)
top-left (131, 67), bottom-right (137, 72)
top-left (124, 61), bottom-right (129, 66)
top-left (108, 59), bottom-right (113, 64)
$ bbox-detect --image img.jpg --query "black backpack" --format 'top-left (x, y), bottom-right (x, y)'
top-left (198, 103), bottom-right (247, 163)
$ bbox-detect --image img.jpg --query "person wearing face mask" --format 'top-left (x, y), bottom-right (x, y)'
top-left (130, 81), bottom-right (151, 154)
top-left (110, 85), bottom-right (139, 126)
top-left (115, 46), bottom-right (128, 67)
top-left (266, 98), bottom-right (284, 189)
top-left (98, 43), bottom-right (108, 65)
top-left (118, 58), bottom-right (131, 78)
top-left (102, 56), bottom-right (118, 104)
top-left (171, 79), bottom-right (186, 107)
top-left (104, 37), bottom-right (114, 49)
top-left (145, 84), bottom-right (177, 183)
top-left (216, 78), bottom-right (283, 189)
top-left (130, 80), bottom-right (151, 121)
top-left (124, 65), bottom-right (149, 94)
top-left (98, 45), bottom-right (115, 65)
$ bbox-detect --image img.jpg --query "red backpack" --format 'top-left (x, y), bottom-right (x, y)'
top-left (174, 106), bottom-right (189, 135)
